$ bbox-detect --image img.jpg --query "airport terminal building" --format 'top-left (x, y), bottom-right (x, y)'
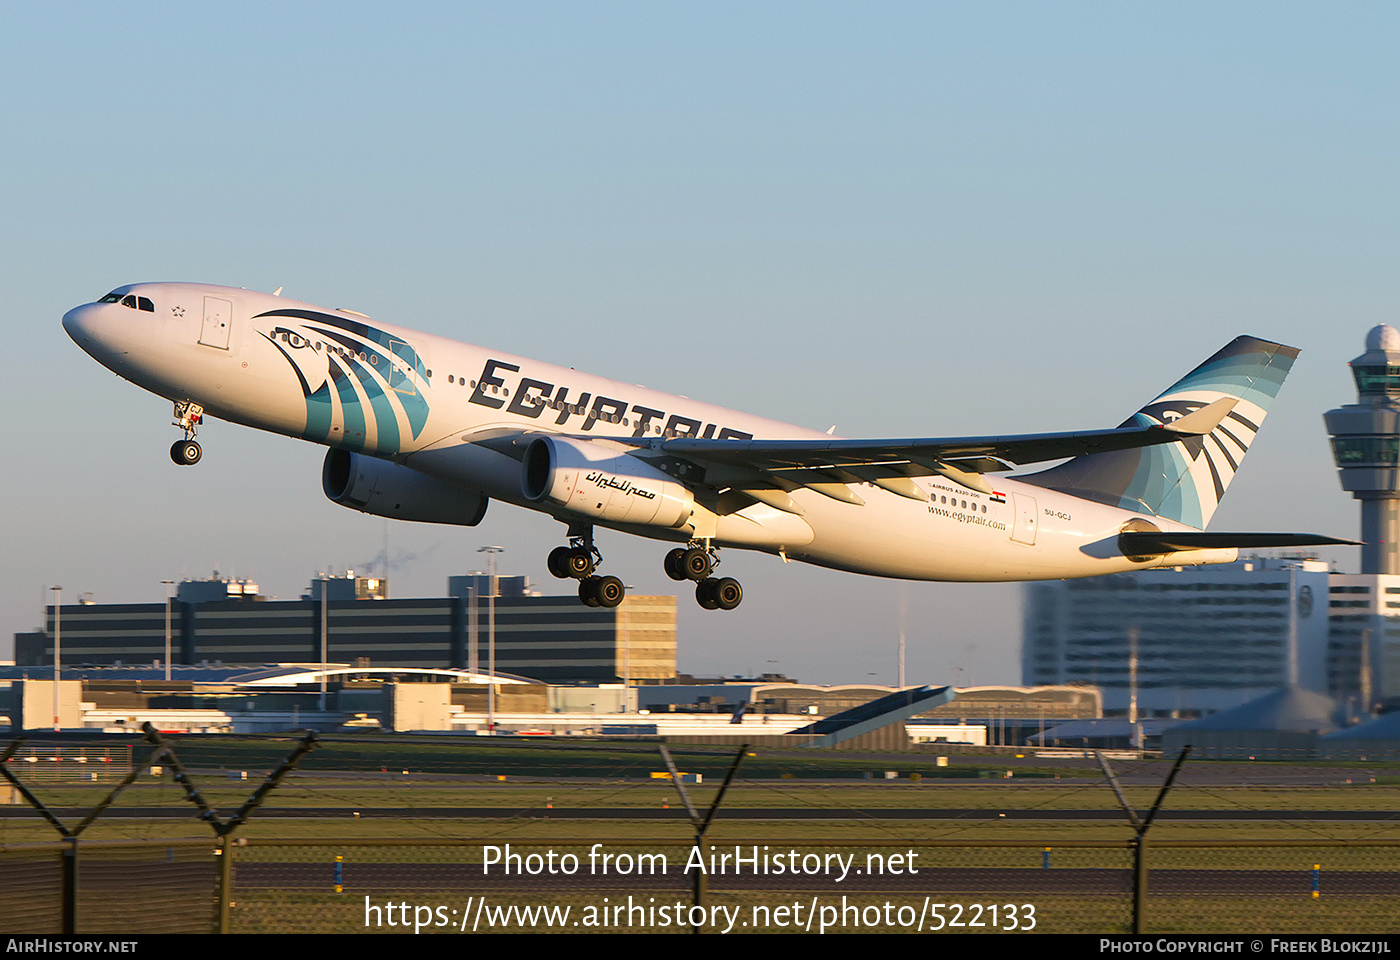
top-left (1023, 556), bottom-right (1400, 716)
top-left (14, 574), bottom-right (677, 685)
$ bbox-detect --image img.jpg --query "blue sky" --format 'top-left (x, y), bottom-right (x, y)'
top-left (2, 2), bottom-right (1394, 684)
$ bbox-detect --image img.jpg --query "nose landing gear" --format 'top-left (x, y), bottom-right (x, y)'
top-left (169, 401), bottom-right (204, 466)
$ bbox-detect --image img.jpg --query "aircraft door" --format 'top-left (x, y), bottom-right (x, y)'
top-left (1011, 494), bottom-right (1038, 545)
top-left (199, 297), bottom-right (233, 350)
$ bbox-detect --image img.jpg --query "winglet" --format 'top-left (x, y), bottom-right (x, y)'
top-left (1160, 397), bottom-right (1238, 436)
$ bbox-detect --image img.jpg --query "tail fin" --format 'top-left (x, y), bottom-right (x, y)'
top-left (1020, 336), bottom-right (1299, 529)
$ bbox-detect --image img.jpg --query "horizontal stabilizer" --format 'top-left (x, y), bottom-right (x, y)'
top-left (1120, 531), bottom-right (1361, 554)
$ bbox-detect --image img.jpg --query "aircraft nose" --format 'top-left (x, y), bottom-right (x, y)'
top-left (62, 302), bottom-right (121, 361)
top-left (61, 303), bottom-right (96, 343)
top-left (62, 306), bottom-right (94, 344)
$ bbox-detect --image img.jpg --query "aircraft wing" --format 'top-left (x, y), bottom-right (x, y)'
top-left (657, 397), bottom-right (1239, 501)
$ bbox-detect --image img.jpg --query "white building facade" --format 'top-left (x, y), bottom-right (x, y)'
top-left (1023, 557), bottom-right (1345, 717)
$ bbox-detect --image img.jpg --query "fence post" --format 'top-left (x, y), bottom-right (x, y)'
top-left (658, 742), bottom-right (748, 934)
top-left (1096, 745), bottom-right (1191, 935)
top-left (217, 834), bottom-right (234, 934)
top-left (137, 725), bottom-right (316, 934)
top-left (61, 836), bottom-right (78, 934)
top-left (1132, 836), bottom-right (1148, 934)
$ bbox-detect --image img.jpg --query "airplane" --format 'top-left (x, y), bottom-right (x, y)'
top-left (62, 283), bottom-right (1354, 611)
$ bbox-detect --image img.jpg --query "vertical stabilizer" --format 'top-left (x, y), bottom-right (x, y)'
top-left (1020, 336), bottom-right (1298, 529)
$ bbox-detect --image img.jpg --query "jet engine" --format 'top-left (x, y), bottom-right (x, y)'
top-left (522, 436), bottom-right (694, 528)
top-left (323, 449), bottom-right (488, 525)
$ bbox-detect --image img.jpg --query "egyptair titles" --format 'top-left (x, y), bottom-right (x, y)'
top-left (469, 359), bottom-right (753, 441)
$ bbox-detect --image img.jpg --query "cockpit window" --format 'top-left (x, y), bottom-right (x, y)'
top-left (99, 292), bottom-right (153, 311)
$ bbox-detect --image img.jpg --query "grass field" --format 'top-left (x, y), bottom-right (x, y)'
top-left (1, 734), bottom-right (1397, 933)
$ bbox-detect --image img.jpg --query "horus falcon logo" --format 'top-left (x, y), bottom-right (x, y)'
top-left (256, 309), bottom-right (430, 454)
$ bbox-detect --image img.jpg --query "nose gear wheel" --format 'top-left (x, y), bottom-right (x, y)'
top-left (170, 440), bottom-right (202, 466)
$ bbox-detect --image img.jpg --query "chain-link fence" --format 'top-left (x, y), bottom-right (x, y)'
top-left (2, 836), bottom-right (1395, 934)
top-left (0, 838), bottom-right (217, 934)
top-left (2, 732), bottom-right (1395, 934)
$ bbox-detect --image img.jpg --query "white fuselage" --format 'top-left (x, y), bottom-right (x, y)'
top-left (63, 282), bottom-right (1230, 583)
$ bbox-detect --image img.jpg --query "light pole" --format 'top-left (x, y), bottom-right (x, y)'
top-left (319, 575), bottom-right (329, 712)
top-left (49, 586), bottom-right (61, 731)
top-left (619, 585), bottom-right (635, 705)
top-left (897, 583), bottom-right (908, 689)
top-left (1128, 625), bottom-right (1140, 751)
top-left (478, 546), bottom-right (504, 732)
top-left (161, 580), bottom-right (174, 682)
top-left (468, 577), bottom-right (478, 678)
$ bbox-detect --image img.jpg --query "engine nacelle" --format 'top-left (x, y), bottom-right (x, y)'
top-left (522, 436), bottom-right (694, 528)
top-left (323, 449), bottom-right (488, 526)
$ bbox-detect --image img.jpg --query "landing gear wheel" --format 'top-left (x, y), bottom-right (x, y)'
top-left (696, 579), bottom-right (720, 610)
top-left (170, 439), bottom-right (202, 466)
top-left (695, 577), bottom-right (742, 611)
top-left (567, 547), bottom-right (595, 579)
top-left (682, 547), bottom-right (713, 581)
top-left (547, 546), bottom-right (573, 579)
top-left (580, 575), bottom-right (625, 608)
top-left (663, 548), bottom-right (688, 581)
top-left (712, 577), bottom-right (743, 611)
top-left (579, 577), bottom-right (601, 607)
top-left (594, 575), bottom-right (625, 608)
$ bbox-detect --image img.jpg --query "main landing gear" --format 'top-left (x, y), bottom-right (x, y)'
top-left (546, 526), bottom-right (626, 609)
top-left (547, 528), bottom-right (742, 612)
top-left (169, 400), bottom-right (204, 466)
top-left (664, 543), bottom-right (743, 611)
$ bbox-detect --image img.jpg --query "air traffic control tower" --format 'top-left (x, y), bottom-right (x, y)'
top-left (1325, 325), bottom-right (1400, 573)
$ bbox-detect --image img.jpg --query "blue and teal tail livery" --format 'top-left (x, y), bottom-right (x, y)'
top-left (1021, 336), bottom-right (1299, 529)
